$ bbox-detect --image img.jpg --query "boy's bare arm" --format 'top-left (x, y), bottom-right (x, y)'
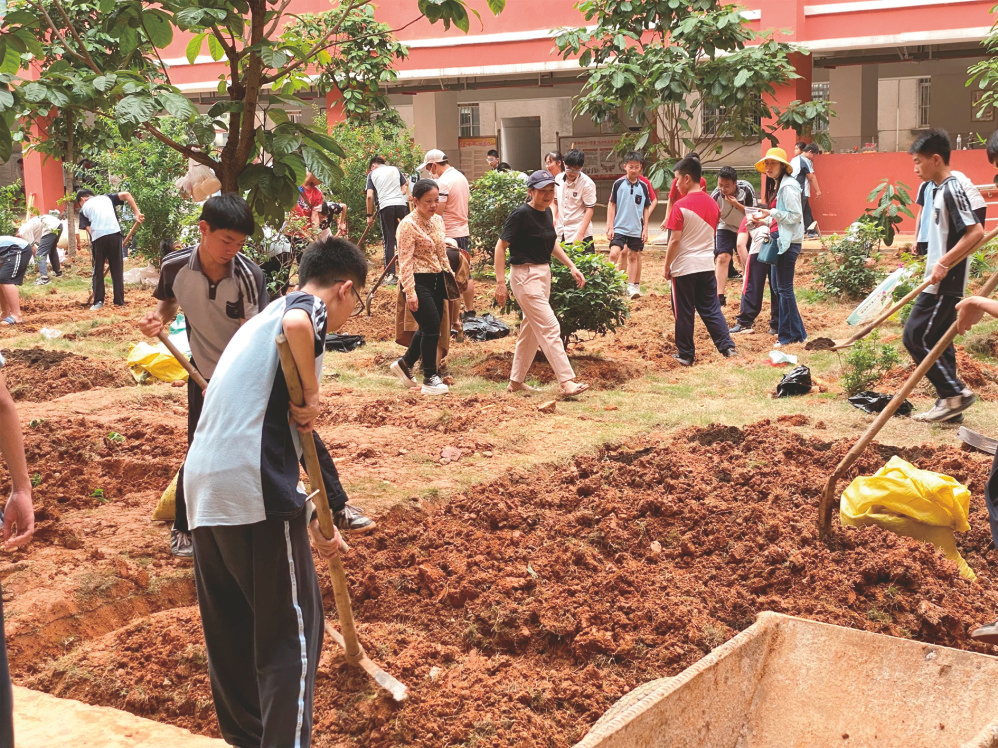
top-left (931, 222), bottom-right (985, 284)
top-left (663, 231), bottom-right (683, 280)
top-left (0, 371), bottom-right (33, 548)
top-left (117, 192), bottom-right (145, 223)
top-left (283, 310), bottom-right (320, 432)
top-left (138, 298), bottom-right (179, 337)
top-left (956, 296), bottom-right (998, 334)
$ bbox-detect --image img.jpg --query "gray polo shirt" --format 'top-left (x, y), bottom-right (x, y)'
top-left (154, 246), bottom-right (267, 378)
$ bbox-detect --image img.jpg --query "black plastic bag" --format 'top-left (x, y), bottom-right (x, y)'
top-left (324, 333), bottom-right (365, 353)
top-left (848, 390), bottom-right (913, 417)
top-left (463, 313), bottom-right (510, 342)
top-left (776, 365), bottom-right (812, 397)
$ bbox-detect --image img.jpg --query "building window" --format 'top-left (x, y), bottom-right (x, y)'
top-left (811, 81), bottom-right (830, 133)
top-left (918, 78), bottom-right (931, 128)
top-left (701, 103), bottom-right (726, 137)
top-left (459, 104), bottom-right (480, 137)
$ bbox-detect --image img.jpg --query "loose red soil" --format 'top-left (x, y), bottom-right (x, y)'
top-left (468, 352), bottom-right (646, 389)
top-left (2, 347), bottom-right (135, 402)
top-left (18, 421), bottom-right (998, 748)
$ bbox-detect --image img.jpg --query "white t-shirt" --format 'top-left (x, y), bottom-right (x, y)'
top-left (556, 171), bottom-right (597, 241)
top-left (791, 155), bottom-right (813, 198)
top-left (17, 214), bottom-right (61, 245)
top-left (435, 166), bottom-right (470, 238)
top-left (78, 194), bottom-right (124, 242)
top-left (366, 164), bottom-right (408, 210)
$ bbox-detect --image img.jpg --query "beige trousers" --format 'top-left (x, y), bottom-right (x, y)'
top-left (509, 263), bottom-right (576, 385)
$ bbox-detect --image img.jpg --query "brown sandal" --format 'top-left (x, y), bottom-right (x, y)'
top-left (559, 381), bottom-right (590, 397)
top-left (507, 381), bottom-right (539, 393)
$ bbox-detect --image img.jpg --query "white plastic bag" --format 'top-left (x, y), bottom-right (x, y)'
top-left (846, 266), bottom-right (912, 326)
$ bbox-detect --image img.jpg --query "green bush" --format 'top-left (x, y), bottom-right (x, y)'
top-left (813, 222), bottom-right (885, 300)
top-left (321, 114), bottom-right (423, 251)
top-left (498, 241), bottom-right (630, 346)
top-left (841, 330), bottom-right (902, 395)
top-left (83, 118), bottom-right (196, 266)
top-left (0, 181), bottom-right (23, 237)
top-left (469, 170), bottom-right (528, 268)
top-left (890, 251), bottom-right (926, 325)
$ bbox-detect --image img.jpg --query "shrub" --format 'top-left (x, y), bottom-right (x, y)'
top-left (841, 330), bottom-right (902, 395)
top-left (498, 241), bottom-right (630, 347)
top-left (813, 221), bottom-right (885, 300)
top-left (0, 181), bottom-right (23, 237)
top-left (321, 114), bottom-right (424, 250)
top-left (861, 179), bottom-right (914, 247)
top-left (83, 118), bottom-right (196, 266)
top-left (469, 170), bottom-right (528, 268)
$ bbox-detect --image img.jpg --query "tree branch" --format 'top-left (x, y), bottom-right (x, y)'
top-left (50, 0), bottom-right (104, 73)
top-left (141, 122), bottom-right (218, 169)
top-left (25, 0), bottom-right (101, 74)
top-left (210, 24), bottom-right (240, 62)
top-left (264, 0), bottom-right (296, 38)
top-left (260, 0), bottom-right (375, 84)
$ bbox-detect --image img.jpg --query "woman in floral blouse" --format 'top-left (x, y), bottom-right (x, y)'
top-left (389, 179), bottom-right (456, 396)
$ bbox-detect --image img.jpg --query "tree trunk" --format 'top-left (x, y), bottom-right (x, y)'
top-left (64, 114), bottom-right (77, 258)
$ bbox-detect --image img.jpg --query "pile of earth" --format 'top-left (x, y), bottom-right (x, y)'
top-left (1, 347), bottom-right (134, 401)
top-left (468, 352), bottom-right (645, 389)
top-left (25, 420), bottom-right (998, 748)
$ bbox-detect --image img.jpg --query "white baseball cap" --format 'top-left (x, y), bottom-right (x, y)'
top-left (417, 149), bottom-right (447, 171)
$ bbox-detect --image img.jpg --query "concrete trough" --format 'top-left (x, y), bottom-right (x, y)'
top-left (575, 612), bottom-right (998, 748)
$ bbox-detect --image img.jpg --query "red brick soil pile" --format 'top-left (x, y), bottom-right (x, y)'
top-left (1, 347), bottom-right (134, 401)
top-left (24, 421), bottom-right (998, 747)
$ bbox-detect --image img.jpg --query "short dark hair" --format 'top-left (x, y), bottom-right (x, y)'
top-left (565, 149), bottom-right (585, 168)
top-left (487, 149), bottom-right (499, 158)
top-left (159, 238), bottom-right (175, 257)
top-left (910, 129), bottom-right (952, 165)
top-left (199, 193), bottom-right (255, 237)
top-left (368, 155), bottom-right (386, 167)
top-left (75, 188), bottom-right (95, 203)
top-left (674, 156), bottom-right (702, 182)
top-left (717, 166), bottom-right (737, 182)
top-left (412, 178), bottom-right (439, 201)
top-left (804, 143), bottom-right (821, 155)
top-left (497, 162), bottom-right (512, 172)
top-left (988, 130), bottom-right (998, 166)
top-left (298, 236), bottom-right (368, 289)
top-left (623, 151), bottom-right (645, 166)
top-left (796, 141), bottom-right (808, 150)
top-left (688, 151), bottom-right (701, 162)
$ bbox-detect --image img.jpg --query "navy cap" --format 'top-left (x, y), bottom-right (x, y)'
top-left (526, 170), bottom-right (557, 189)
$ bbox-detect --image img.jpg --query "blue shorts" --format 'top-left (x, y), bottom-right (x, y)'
top-left (714, 228), bottom-right (737, 257)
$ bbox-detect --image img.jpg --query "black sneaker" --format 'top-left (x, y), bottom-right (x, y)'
top-left (672, 354), bottom-right (694, 367)
top-left (943, 412), bottom-right (965, 425)
top-left (334, 504), bottom-right (376, 534)
top-left (729, 324), bottom-right (754, 334)
top-left (384, 273), bottom-right (397, 286)
top-left (728, 265), bottom-right (743, 280)
top-left (53, 271), bottom-right (63, 277)
top-left (721, 347), bottom-right (739, 358)
top-left (34, 276), bottom-right (50, 286)
top-left (421, 375), bottom-right (449, 395)
top-left (170, 528), bottom-right (194, 559)
top-left (768, 326), bottom-right (778, 335)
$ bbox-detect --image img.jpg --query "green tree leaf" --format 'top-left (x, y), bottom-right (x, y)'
top-left (143, 10), bottom-right (174, 49)
top-left (186, 32), bottom-right (206, 64)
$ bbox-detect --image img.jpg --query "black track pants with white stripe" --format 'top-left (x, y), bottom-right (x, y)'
top-left (192, 508), bottom-right (323, 748)
top-left (902, 292), bottom-right (966, 400)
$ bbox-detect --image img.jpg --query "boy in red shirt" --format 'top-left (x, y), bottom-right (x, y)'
top-left (663, 157), bottom-right (738, 366)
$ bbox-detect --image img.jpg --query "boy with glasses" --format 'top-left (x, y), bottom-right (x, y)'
top-left (553, 149), bottom-right (597, 250)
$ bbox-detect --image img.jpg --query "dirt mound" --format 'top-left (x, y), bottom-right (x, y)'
top-left (32, 421), bottom-right (998, 748)
top-left (2, 347), bottom-right (134, 401)
top-left (468, 352), bottom-right (645, 389)
top-left (876, 346), bottom-right (998, 397)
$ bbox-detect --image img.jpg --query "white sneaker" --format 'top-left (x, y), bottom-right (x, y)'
top-left (390, 358), bottom-right (417, 388)
top-left (421, 375), bottom-right (449, 395)
top-left (629, 283), bottom-right (642, 299)
top-left (913, 389), bottom-right (976, 423)
top-left (90, 301), bottom-right (103, 311)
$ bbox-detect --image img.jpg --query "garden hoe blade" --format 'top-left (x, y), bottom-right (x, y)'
top-left (365, 255), bottom-right (397, 316)
top-left (275, 334), bottom-right (408, 703)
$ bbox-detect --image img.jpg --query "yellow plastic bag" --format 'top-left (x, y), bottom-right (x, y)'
top-left (841, 455), bottom-right (975, 580)
top-left (152, 471), bottom-right (178, 521)
top-left (127, 342), bottom-right (189, 384)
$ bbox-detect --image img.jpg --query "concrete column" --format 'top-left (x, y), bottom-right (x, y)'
top-left (828, 64), bottom-right (878, 152)
top-left (411, 90), bottom-right (459, 164)
top-left (23, 135), bottom-right (66, 214)
top-left (762, 52), bottom-right (813, 156)
top-left (325, 90), bottom-right (346, 131)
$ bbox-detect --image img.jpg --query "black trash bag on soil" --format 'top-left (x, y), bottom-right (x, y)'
top-left (776, 365), bottom-right (812, 397)
top-left (324, 333), bottom-right (365, 353)
top-left (847, 390), bottom-right (913, 416)
top-left (463, 313), bottom-right (511, 342)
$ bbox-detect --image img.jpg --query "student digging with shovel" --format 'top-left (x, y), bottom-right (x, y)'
top-left (139, 195), bottom-right (373, 558)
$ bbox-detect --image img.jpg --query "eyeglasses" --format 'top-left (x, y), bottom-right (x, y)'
top-left (332, 279), bottom-right (366, 316)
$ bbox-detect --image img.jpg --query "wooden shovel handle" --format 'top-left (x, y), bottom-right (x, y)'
top-left (818, 254), bottom-right (998, 537)
top-left (275, 334), bottom-right (364, 665)
top-left (156, 330), bottom-right (208, 390)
